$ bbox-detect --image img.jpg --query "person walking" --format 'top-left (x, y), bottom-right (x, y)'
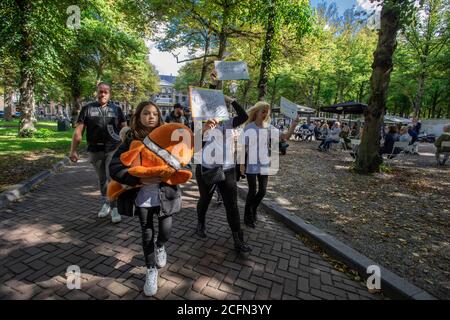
top-left (109, 101), bottom-right (192, 296)
top-left (70, 82), bottom-right (126, 223)
top-left (194, 73), bottom-right (251, 252)
top-left (242, 102), bottom-right (298, 228)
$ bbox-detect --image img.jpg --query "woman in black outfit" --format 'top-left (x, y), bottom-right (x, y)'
top-left (195, 74), bottom-right (252, 253)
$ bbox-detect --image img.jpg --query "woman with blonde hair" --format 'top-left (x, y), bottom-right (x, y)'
top-left (242, 101), bottom-right (299, 228)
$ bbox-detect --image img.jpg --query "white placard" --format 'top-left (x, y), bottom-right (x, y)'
top-left (280, 97), bottom-right (299, 119)
top-left (189, 86), bottom-right (229, 120)
top-left (214, 61), bottom-right (250, 81)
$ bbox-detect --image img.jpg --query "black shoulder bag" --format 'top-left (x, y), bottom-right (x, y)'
top-left (200, 165), bottom-right (225, 186)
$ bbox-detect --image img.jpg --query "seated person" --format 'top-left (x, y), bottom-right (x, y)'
top-left (319, 123), bottom-right (329, 141)
top-left (306, 122), bottom-right (316, 141)
top-left (300, 122), bottom-right (309, 130)
top-left (318, 122), bottom-right (341, 151)
top-left (314, 121), bottom-right (322, 140)
top-left (434, 124), bottom-right (450, 165)
top-left (339, 125), bottom-right (351, 149)
top-left (349, 127), bottom-right (364, 158)
top-left (399, 126), bottom-right (411, 143)
top-left (380, 125), bottom-right (400, 158)
top-left (350, 123), bottom-right (360, 138)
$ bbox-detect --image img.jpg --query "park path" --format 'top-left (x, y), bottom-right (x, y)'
top-left (0, 158), bottom-right (380, 300)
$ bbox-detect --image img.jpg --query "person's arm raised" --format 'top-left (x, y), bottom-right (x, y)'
top-left (280, 116), bottom-right (300, 141)
top-left (225, 95), bottom-right (248, 128)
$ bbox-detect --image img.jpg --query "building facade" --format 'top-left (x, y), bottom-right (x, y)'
top-left (152, 75), bottom-right (188, 118)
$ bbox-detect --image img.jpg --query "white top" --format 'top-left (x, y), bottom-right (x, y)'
top-left (202, 119), bottom-right (235, 170)
top-left (135, 184), bottom-right (160, 208)
top-left (244, 122), bottom-right (277, 175)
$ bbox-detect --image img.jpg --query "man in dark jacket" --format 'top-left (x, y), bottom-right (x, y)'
top-left (70, 82), bottom-right (127, 223)
top-left (165, 103), bottom-right (188, 125)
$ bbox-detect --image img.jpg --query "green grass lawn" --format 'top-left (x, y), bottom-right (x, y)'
top-left (0, 119), bottom-right (85, 155)
top-left (0, 119), bottom-right (86, 191)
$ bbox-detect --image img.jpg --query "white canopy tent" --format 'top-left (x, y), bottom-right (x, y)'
top-left (384, 115), bottom-right (412, 124)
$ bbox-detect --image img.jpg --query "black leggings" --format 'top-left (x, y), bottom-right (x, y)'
top-left (136, 206), bottom-right (172, 268)
top-left (245, 174), bottom-right (269, 217)
top-left (195, 165), bottom-right (241, 232)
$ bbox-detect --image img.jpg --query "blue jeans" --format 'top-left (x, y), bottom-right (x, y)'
top-left (320, 138), bottom-right (338, 150)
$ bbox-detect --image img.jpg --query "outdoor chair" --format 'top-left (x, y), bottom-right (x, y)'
top-left (385, 141), bottom-right (409, 166)
top-left (339, 138), bottom-right (351, 152)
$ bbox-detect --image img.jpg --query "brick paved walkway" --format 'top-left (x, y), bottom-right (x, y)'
top-left (0, 159), bottom-right (380, 300)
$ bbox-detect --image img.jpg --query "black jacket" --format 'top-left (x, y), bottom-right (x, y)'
top-left (77, 101), bottom-right (126, 152)
top-left (109, 132), bottom-right (182, 217)
top-left (165, 111), bottom-right (188, 125)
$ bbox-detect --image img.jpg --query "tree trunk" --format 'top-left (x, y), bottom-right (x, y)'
top-left (69, 69), bottom-right (82, 127)
top-left (199, 30), bottom-right (211, 86)
top-left (447, 100), bottom-right (450, 119)
top-left (17, 0), bottom-right (36, 136)
top-left (257, 6), bottom-right (276, 101)
top-left (3, 68), bottom-right (14, 121)
top-left (314, 78), bottom-right (321, 114)
top-left (358, 81), bottom-right (366, 102)
top-left (308, 82), bottom-right (314, 108)
top-left (355, 1), bottom-right (402, 174)
top-left (215, 5), bottom-right (230, 91)
top-left (18, 69), bottom-right (36, 136)
top-left (333, 83), bottom-right (339, 104)
top-left (436, 105), bottom-right (442, 118)
top-left (430, 88), bottom-right (439, 118)
top-left (242, 80), bottom-right (252, 109)
top-left (269, 76), bottom-right (279, 109)
top-left (413, 71), bottom-right (426, 118)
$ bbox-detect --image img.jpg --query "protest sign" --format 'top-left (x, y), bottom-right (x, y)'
top-left (189, 86), bottom-right (229, 120)
top-left (280, 97), bottom-right (299, 119)
top-left (214, 61), bottom-right (250, 80)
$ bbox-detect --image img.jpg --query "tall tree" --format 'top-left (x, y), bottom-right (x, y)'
top-left (152, 0), bottom-right (258, 88)
top-left (251, 0), bottom-right (311, 100)
top-left (401, 0), bottom-right (449, 118)
top-left (355, 0), bottom-right (416, 174)
top-left (0, 0), bottom-right (75, 136)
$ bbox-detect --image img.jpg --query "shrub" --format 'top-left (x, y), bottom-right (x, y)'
top-left (34, 128), bottom-right (54, 139)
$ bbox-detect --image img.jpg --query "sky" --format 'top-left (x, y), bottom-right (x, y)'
top-left (148, 0), bottom-right (373, 76)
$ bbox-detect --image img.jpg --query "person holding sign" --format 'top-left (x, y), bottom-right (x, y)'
top-left (241, 102), bottom-right (299, 228)
top-left (195, 72), bottom-right (252, 253)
